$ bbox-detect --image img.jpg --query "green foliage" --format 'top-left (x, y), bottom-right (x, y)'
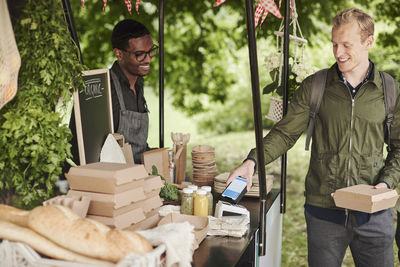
top-left (70, 1), bottom-right (244, 115)
top-left (69, 0), bottom-right (400, 134)
top-left (152, 165), bottom-right (179, 201)
top-left (0, 0), bottom-right (84, 205)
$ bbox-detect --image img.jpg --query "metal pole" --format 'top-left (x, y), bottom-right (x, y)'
top-left (244, 0), bottom-right (267, 257)
top-left (61, 0), bottom-right (84, 65)
top-left (158, 0), bottom-right (165, 148)
top-left (280, 0), bottom-right (290, 214)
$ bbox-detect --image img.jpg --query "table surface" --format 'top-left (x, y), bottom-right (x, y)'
top-left (192, 189), bottom-right (280, 267)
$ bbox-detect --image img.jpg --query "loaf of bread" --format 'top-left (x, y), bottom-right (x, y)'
top-left (0, 220), bottom-right (113, 266)
top-left (28, 205), bottom-right (153, 263)
top-left (0, 204), bottom-right (29, 227)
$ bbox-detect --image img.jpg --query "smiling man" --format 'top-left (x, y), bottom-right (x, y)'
top-left (227, 8), bottom-right (400, 267)
top-left (110, 19), bottom-right (158, 163)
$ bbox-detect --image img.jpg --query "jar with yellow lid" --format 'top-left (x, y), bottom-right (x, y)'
top-left (201, 186), bottom-right (213, 216)
top-left (181, 188), bottom-right (194, 215)
top-left (194, 189), bottom-right (208, 217)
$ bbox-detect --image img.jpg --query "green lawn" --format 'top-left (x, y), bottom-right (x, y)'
top-left (146, 88), bottom-right (399, 266)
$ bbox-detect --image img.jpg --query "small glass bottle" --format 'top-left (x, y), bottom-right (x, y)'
top-left (201, 186), bottom-right (213, 216)
top-left (181, 188), bottom-right (194, 215)
top-left (188, 185), bottom-right (198, 197)
top-left (194, 189), bottom-right (208, 217)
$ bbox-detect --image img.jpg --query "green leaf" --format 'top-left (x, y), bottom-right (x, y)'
top-left (276, 85), bottom-right (284, 97)
top-left (263, 81), bottom-right (278, 95)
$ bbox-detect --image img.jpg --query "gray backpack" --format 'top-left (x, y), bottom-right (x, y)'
top-left (305, 69), bottom-right (398, 151)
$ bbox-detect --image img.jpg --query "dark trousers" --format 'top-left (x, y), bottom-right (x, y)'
top-left (305, 209), bottom-right (394, 267)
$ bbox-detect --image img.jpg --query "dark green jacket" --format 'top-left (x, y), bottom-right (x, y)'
top-left (248, 63), bottom-right (400, 208)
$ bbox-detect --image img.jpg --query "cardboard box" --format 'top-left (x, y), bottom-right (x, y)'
top-left (122, 143), bottom-right (134, 164)
top-left (67, 187), bottom-right (146, 209)
top-left (87, 207), bottom-right (145, 229)
top-left (332, 184), bottom-right (399, 213)
top-left (158, 213), bottom-right (209, 250)
top-left (142, 148), bottom-right (170, 183)
top-left (87, 193), bottom-right (162, 217)
top-left (143, 175), bottom-right (164, 193)
top-left (127, 209), bottom-right (161, 231)
top-left (43, 195), bottom-right (90, 218)
top-left (65, 162), bottom-right (148, 194)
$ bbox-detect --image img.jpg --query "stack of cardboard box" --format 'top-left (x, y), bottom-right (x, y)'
top-left (65, 162), bottom-right (163, 229)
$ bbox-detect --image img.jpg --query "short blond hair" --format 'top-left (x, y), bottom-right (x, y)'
top-left (332, 8), bottom-right (374, 42)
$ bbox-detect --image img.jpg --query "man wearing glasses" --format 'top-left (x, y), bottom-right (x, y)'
top-left (110, 19), bottom-right (158, 163)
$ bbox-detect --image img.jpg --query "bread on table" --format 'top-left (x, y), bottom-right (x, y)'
top-left (0, 203), bottom-right (29, 227)
top-left (28, 205), bottom-right (153, 263)
top-left (0, 220), bottom-right (113, 266)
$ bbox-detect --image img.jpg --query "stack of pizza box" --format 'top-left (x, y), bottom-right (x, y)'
top-left (65, 162), bottom-right (163, 230)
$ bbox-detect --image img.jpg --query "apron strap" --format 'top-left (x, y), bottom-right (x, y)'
top-left (110, 69), bottom-right (127, 111)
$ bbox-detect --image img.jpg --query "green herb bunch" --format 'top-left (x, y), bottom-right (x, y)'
top-left (0, 0), bottom-right (84, 205)
top-left (152, 166), bottom-right (179, 202)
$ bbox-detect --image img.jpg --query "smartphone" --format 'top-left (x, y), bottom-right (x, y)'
top-left (220, 177), bottom-right (248, 204)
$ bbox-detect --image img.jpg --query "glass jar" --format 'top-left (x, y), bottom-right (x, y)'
top-left (181, 188), bottom-right (194, 215)
top-left (201, 186), bottom-right (213, 216)
top-left (194, 189), bottom-right (208, 217)
top-left (188, 185), bottom-right (198, 197)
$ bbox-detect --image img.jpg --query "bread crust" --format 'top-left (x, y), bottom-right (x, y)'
top-left (28, 205), bottom-right (153, 263)
top-left (0, 220), bottom-right (113, 266)
top-left (0, 204), bottom-right (29, 227)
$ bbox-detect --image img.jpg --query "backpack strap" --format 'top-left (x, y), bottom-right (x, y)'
top-left (379, 71), bottom-right (398, 151)
top-left (305, 69), bottom-right (328, 151)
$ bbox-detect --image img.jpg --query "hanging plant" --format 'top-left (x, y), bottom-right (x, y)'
top-left (0, 0), bottom-right (84, 206)
top-left (262, 52), bottom-right (317, 100)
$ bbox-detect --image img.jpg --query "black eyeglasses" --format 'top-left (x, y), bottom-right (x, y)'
top-left (121, 45), bottom-right (159, 62)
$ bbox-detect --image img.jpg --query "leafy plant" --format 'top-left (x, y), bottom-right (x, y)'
top-left (0, 0), bottom-right (84, 206)
top-left (262, 52), bottom-right (317, 101)
top-left (152, 165), bottom-right (179, 201)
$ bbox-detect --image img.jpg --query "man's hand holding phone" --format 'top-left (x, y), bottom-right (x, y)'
top-left (226, 159), bottom-right (255, 191)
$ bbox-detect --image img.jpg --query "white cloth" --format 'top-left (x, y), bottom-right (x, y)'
top-left (100, 134), bottom-right (126, 163)
top-left (138, 222), bottom-right (195, 267)
top-left (116, 244), bottom-right (165, 267)
top-left (207, 215), bottom-right (249, 237)
top-left (158, 205), bottom-right (181, 217)
top-left (0, 0), bottom-right (21, 110)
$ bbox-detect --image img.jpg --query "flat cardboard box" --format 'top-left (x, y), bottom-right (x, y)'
top-left (67, 187), bottom-right (146, 209)
top-left (87, 207), bottom-right (145, 229)
top-left (127, 209), bottom-right (161, 231)
top-left (158, 213), bottom-right (209, 250)
top-left (332, 184), bottom-right (399, 213)
top-left (65, 162), bottom-right (148, 194)
top-left (86, 194), bottom-right (162, 217)
top-left (143, 175), bottom-right (164, 193)
top-left (42, 195), bottom-right (90, 218)
top-left (142, 148), bottom-right (171, 183)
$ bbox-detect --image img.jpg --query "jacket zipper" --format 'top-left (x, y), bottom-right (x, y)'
top-left (342, 80), bottom-right (357, 228)
top-left (345, 98), bottom-right (355, 227)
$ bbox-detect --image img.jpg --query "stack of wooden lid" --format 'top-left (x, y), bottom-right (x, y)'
top-left (213, 172), bottom-right (274, 197)
top-left (191, 145), bottom-right (217, 186)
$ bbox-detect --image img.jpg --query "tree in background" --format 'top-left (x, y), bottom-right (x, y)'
top-left (71, 0), bottom-right (398, 132)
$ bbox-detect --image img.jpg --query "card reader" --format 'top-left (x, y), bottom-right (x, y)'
top-left (214, 200), bottom-right (250, 219)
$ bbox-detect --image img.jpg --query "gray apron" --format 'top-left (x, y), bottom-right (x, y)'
top-left (111, 70), bottom-right (149, 163)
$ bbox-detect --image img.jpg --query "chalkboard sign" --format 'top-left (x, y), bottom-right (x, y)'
top-left (73, 69), bottom-right (114, 165)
